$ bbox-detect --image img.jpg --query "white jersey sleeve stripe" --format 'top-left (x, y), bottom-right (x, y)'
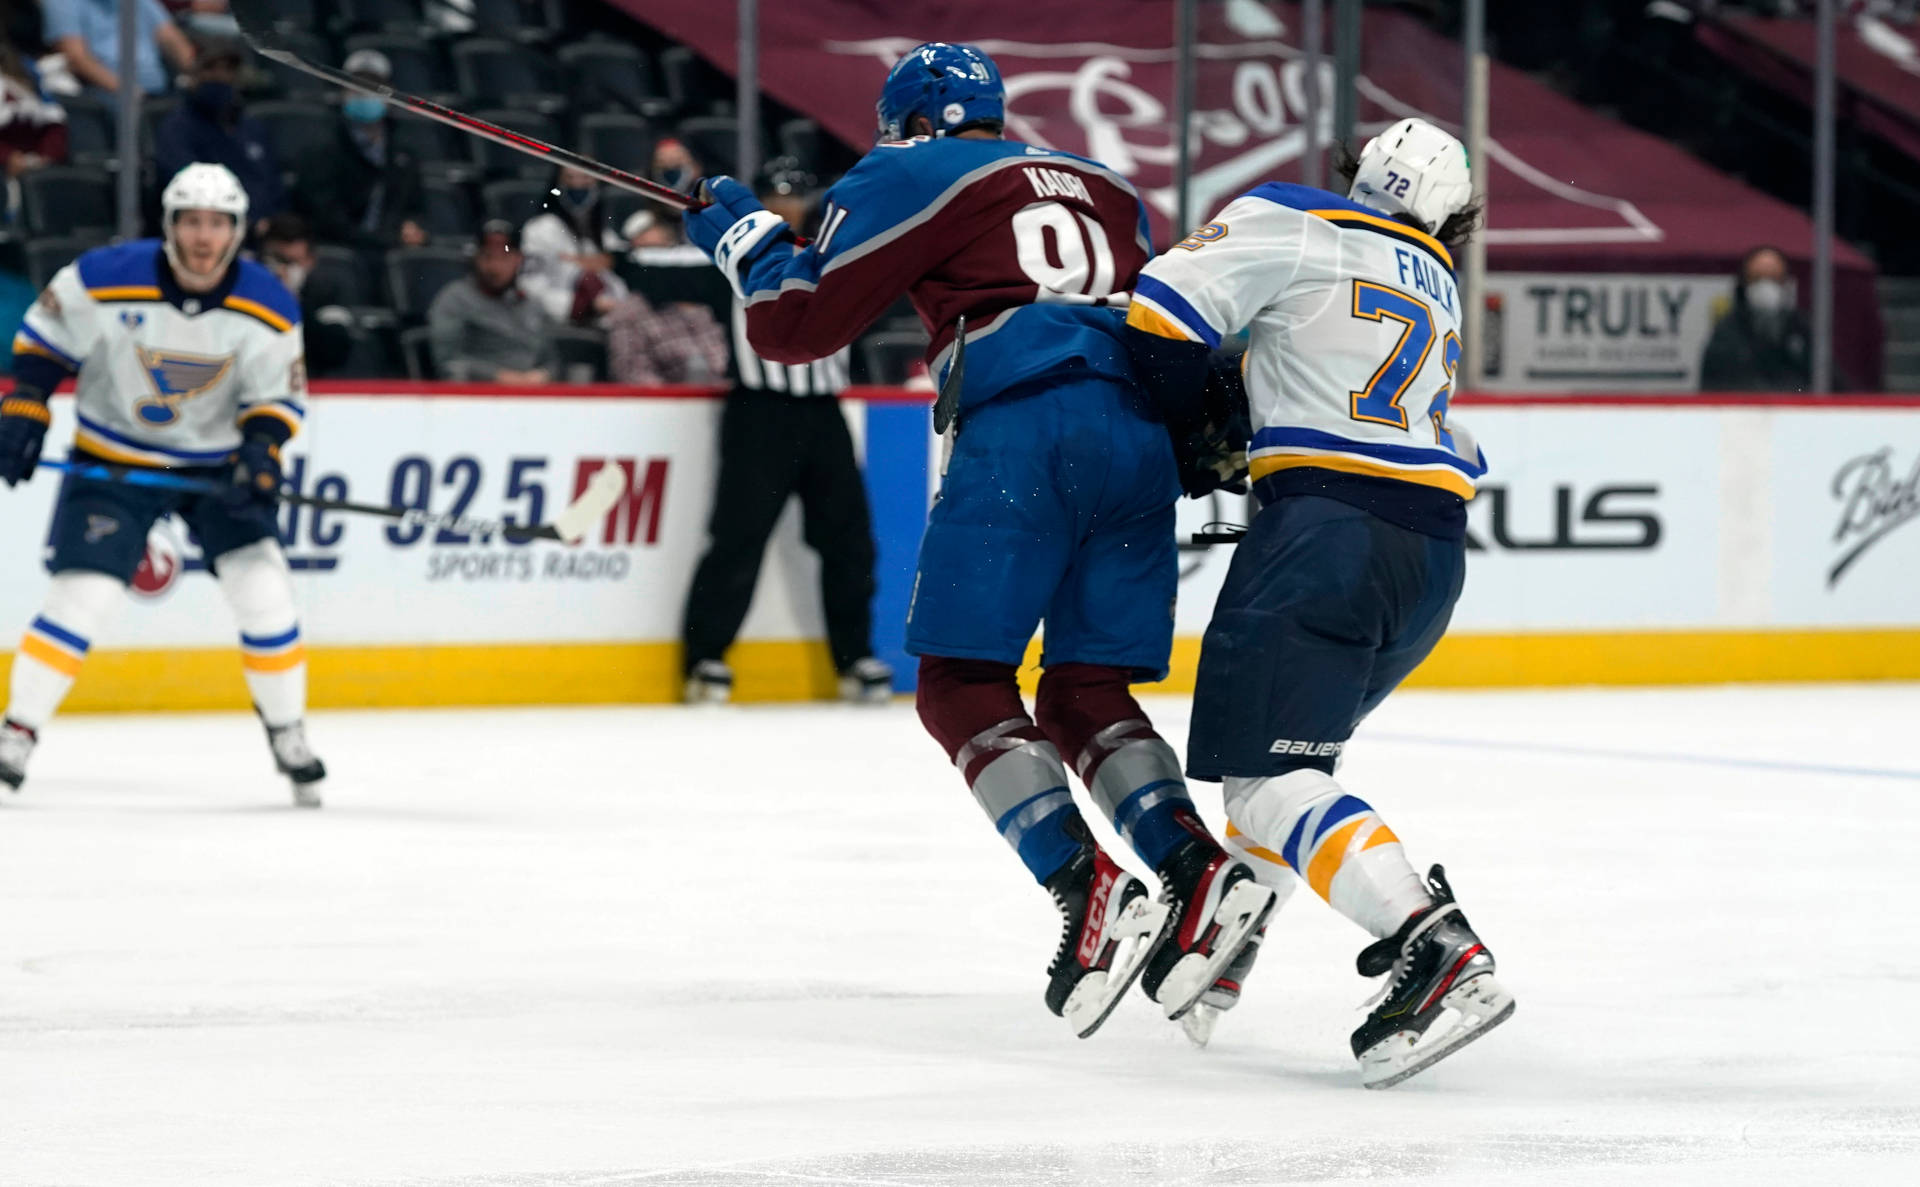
top-left (1131, 274), bottom-right (1221, 348)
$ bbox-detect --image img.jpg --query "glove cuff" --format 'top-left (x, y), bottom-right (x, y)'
top-left (1, 395), bottom-right (51, 426)
top-left (712, 209), bottom-right (791, 300)
top-left (236, 410), bottom-right (294, 448)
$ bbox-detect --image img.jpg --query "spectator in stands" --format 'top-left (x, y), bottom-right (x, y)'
top-left (641, 137), bottom-right (702, 235)
top-left (0, 44), bottom-right (67, 183)
top-left (519, 164), bottom-right (630, 326)
top-left (680, 160), bottom-right (892, 705)
top-left (604, 289), bottom-right (727, 384)
top-left (428, 220), bottom-right (558, 384)
top-left (292, 49), bottom-right (428, 259)
top-left (154, 33), bottom-right (280, 237)
top-left (1700, 245), bottom-right (1818, 392)
top-left (258, 213), bottom-right (352, 377)
top-left (44, 0), bottom-right (194, 97)
top-left (622, 209), bottom-right (679, 251)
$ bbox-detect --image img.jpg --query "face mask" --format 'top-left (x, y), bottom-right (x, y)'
top-left (192, 81), bottom-right (236, 113)
top-left (561, 186), bottom-right (595, 207)
top-left (342, 96), bottom-right (386, 124)
top-left (269, 256), bottom-right (309, 293)
top-left (655, 166), bottom-right (690, 191)
top-left (1744, 278), bottom-right (1789, 316)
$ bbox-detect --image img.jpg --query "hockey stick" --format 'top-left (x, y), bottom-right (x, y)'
top-left (226, 0), bottom-right (705, 211)
top-left (931, 315), bottom-right (966, 436)
top-left (40, 459), bottom-right (629, 546)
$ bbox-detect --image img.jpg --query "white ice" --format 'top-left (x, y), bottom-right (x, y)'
top-left (4, 685), bottom-right (1919, 1186)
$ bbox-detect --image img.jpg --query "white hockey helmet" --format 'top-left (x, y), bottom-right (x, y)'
top-left (161, 162), bottom-right (249, 278)
top-left (1348, 117), bottom-right (1472, 236)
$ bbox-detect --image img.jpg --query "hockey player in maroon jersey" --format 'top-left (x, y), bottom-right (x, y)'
top-left (681, 42), bottom-right (1273, 1039)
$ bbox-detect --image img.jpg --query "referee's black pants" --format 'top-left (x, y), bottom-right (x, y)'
top-left (682, 388), bottom-right (879, 675)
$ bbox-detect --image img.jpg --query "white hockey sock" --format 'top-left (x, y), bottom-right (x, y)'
top-left (1225, 769), bottom-right (1433, 939)
top-left (215, 540), bottom-right (307, 727)
top-left (5, 571), bottom-right (127, 731)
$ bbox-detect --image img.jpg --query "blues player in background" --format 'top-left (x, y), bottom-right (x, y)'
top-left (0, 163), bottom-right (325, 808)
top-left (682, 43), bottom-right (1273, 1038)
top-left (1124, 119), bottom-right (1515, 1085)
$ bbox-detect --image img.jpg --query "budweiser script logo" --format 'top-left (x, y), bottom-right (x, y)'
top-left (1829, 447), bottom-right (1920, 587)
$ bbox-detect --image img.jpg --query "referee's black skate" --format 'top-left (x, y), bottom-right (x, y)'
top-left (264, 718), bottom-right (325, 809)
top-left (1043, 825), bottom-right (1172, 1039)
top-left (0, 717), bottom-right (35, 791)
top-left (1140, 838), bottom-right (1276, 1022)
top-left (1351, 865), bottom-right (1514, 1089)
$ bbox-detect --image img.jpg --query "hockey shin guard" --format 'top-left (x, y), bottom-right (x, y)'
top-left (1224, 769), bottom-right (1431, 939)
top-left (6, 571), bottom-right (126, 730)
top-left (918, 656), bottom-right (1084, 884)
top-left (1035, 663), bottom-right (1208, 872)
top-left (215, 540), bottom-right (307, 727)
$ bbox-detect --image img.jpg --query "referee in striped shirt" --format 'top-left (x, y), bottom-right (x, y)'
top-left (681, 160), bottom-right (892, 704)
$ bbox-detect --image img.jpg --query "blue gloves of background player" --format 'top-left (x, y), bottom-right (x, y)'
top-left (0, 390), bottom-right (51, 487)
top-left (683, 176), bottom-right (793, 299)
top-left (228, 434), bottom-right (284, 510)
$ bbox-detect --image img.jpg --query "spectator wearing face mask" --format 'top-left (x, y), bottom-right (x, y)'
top-left (258, 213), bottom-right (351, 376)
top-left (518, 164), bottom-right (630, 326)
top-left (1699, 246), bottom-right (1831, 393)
top-left (153, 33), bottom-right (281, 237)
top-left (291, 49), bottom-right (428, 260)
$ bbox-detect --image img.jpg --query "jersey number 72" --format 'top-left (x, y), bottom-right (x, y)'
top-left (1348, 281), bottom-right (1461, 450)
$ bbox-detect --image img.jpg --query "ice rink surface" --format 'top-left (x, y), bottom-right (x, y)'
top-left (3, 685), bottom-right (1918, 1186)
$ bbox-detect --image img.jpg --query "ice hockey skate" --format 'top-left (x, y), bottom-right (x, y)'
top-left (684, 659), bottom-right (733, 704)
top-left (264, 718), bottom-right (325, 809)
top-left (1352, 865), bottom-right (1514, 1089)
top-left (0, 717), bottom-right (35, 791)
top-left (1179, 924), bottom-right (1268, 1046)
top-left (1140, 838), bottom-right (1276, 1022)
top-left (837, 656), bottom-right (894, 704)
top-left (1043, 828), bottom-right (1173, 1039)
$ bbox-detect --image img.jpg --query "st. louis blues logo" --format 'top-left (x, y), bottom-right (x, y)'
top-left (133, 346), bottom-right (234, 427)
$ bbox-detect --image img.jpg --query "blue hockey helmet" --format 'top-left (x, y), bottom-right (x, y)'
top-left (875, 42), bottom-right (1005, 141)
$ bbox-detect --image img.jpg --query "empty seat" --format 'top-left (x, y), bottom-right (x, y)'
top-left (419, 177), bottom-right (478, 241)
top-left (310, 244), bottom-right (375, 307)
top-left (342, 33), bottom-right (451, 96)
top-left (481, 177), bottom-right (552, 229)
top-left (329, 320), bottom-right (404, 379)
top-left (859, 330), bottom-right (932, 387)
top-left (25, 235), bottom-right (109, 289)
top-left (468, 0), bottom-right (564, 44)
top-left (577, 113), bottom-right (656, 175)
top-left (386, 246), bottom-right (472, 319)
top-left (400, 324), bottom-right (435, 379)
top-left (61, 94), bottom-right (117, 167)
top-left (659, 46), bottom-right (734, 117)
top-left (21, 166), bottom-right (115, 237)
top-left (250, 101), bottom-right (338, 176)
top-left (551, 326), bottom-right (609, 384)
top-left (465, 110), bottom-right (560, 179)
top-left (450, 39), bottom-right (563, 114)
top-left (674, 116), bottom-right (739, 179)
top-left (332, 0), bottom-right (425, 35)
top-left (558, 41), bottom-right (667, 117)
top-left (777, 119), bottom-right (824, 172)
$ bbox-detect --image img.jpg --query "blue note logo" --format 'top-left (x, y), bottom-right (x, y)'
top-left (133, 346), bottom-right (233, 426)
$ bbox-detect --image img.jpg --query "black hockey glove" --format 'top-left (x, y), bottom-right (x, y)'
top-left (228, 434), bottom-right (284, 509)
top-left (1170, 356), bottom-right (1251, 499)
top-left (0, 389), bottom-right (52, 488)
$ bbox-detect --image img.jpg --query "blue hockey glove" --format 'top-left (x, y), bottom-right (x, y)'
top-left (684, 176), bottom-right (793, 299)
top-left (1172, 356), bottom-right (1251, 499)
top-left (228, 434), bottom-right (284, 509)
top-left (0, 391), bottom-right (52, 488)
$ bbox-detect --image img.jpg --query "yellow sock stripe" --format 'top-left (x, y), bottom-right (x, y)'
top-left (1224, 820), bottom-right (1291, 869)
top-left (241, 644), bottom-right (307, 673)
top-left (1362, 823), bottom-right (1400, 851)
top-left (20, 633), bottom-right (84, 677)
top-left (1305, 817), bottom-right (1369, 901)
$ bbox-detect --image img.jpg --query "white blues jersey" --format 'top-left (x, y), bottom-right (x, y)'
top-left (1128, 183), bottom-right (1485, 503)
top-left (14, 240), bottom-right (306, 468)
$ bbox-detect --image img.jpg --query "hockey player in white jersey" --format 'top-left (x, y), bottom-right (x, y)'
top-left (1124, 119), bottom-right (1514, 1086)
top-left (0, 163), bottom-right (325, 807)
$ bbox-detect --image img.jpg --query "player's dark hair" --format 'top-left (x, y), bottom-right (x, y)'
top-left (260, 212), bottom-right (311, 246)
top-left (1332, 140), bottom-right (1481, 257)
